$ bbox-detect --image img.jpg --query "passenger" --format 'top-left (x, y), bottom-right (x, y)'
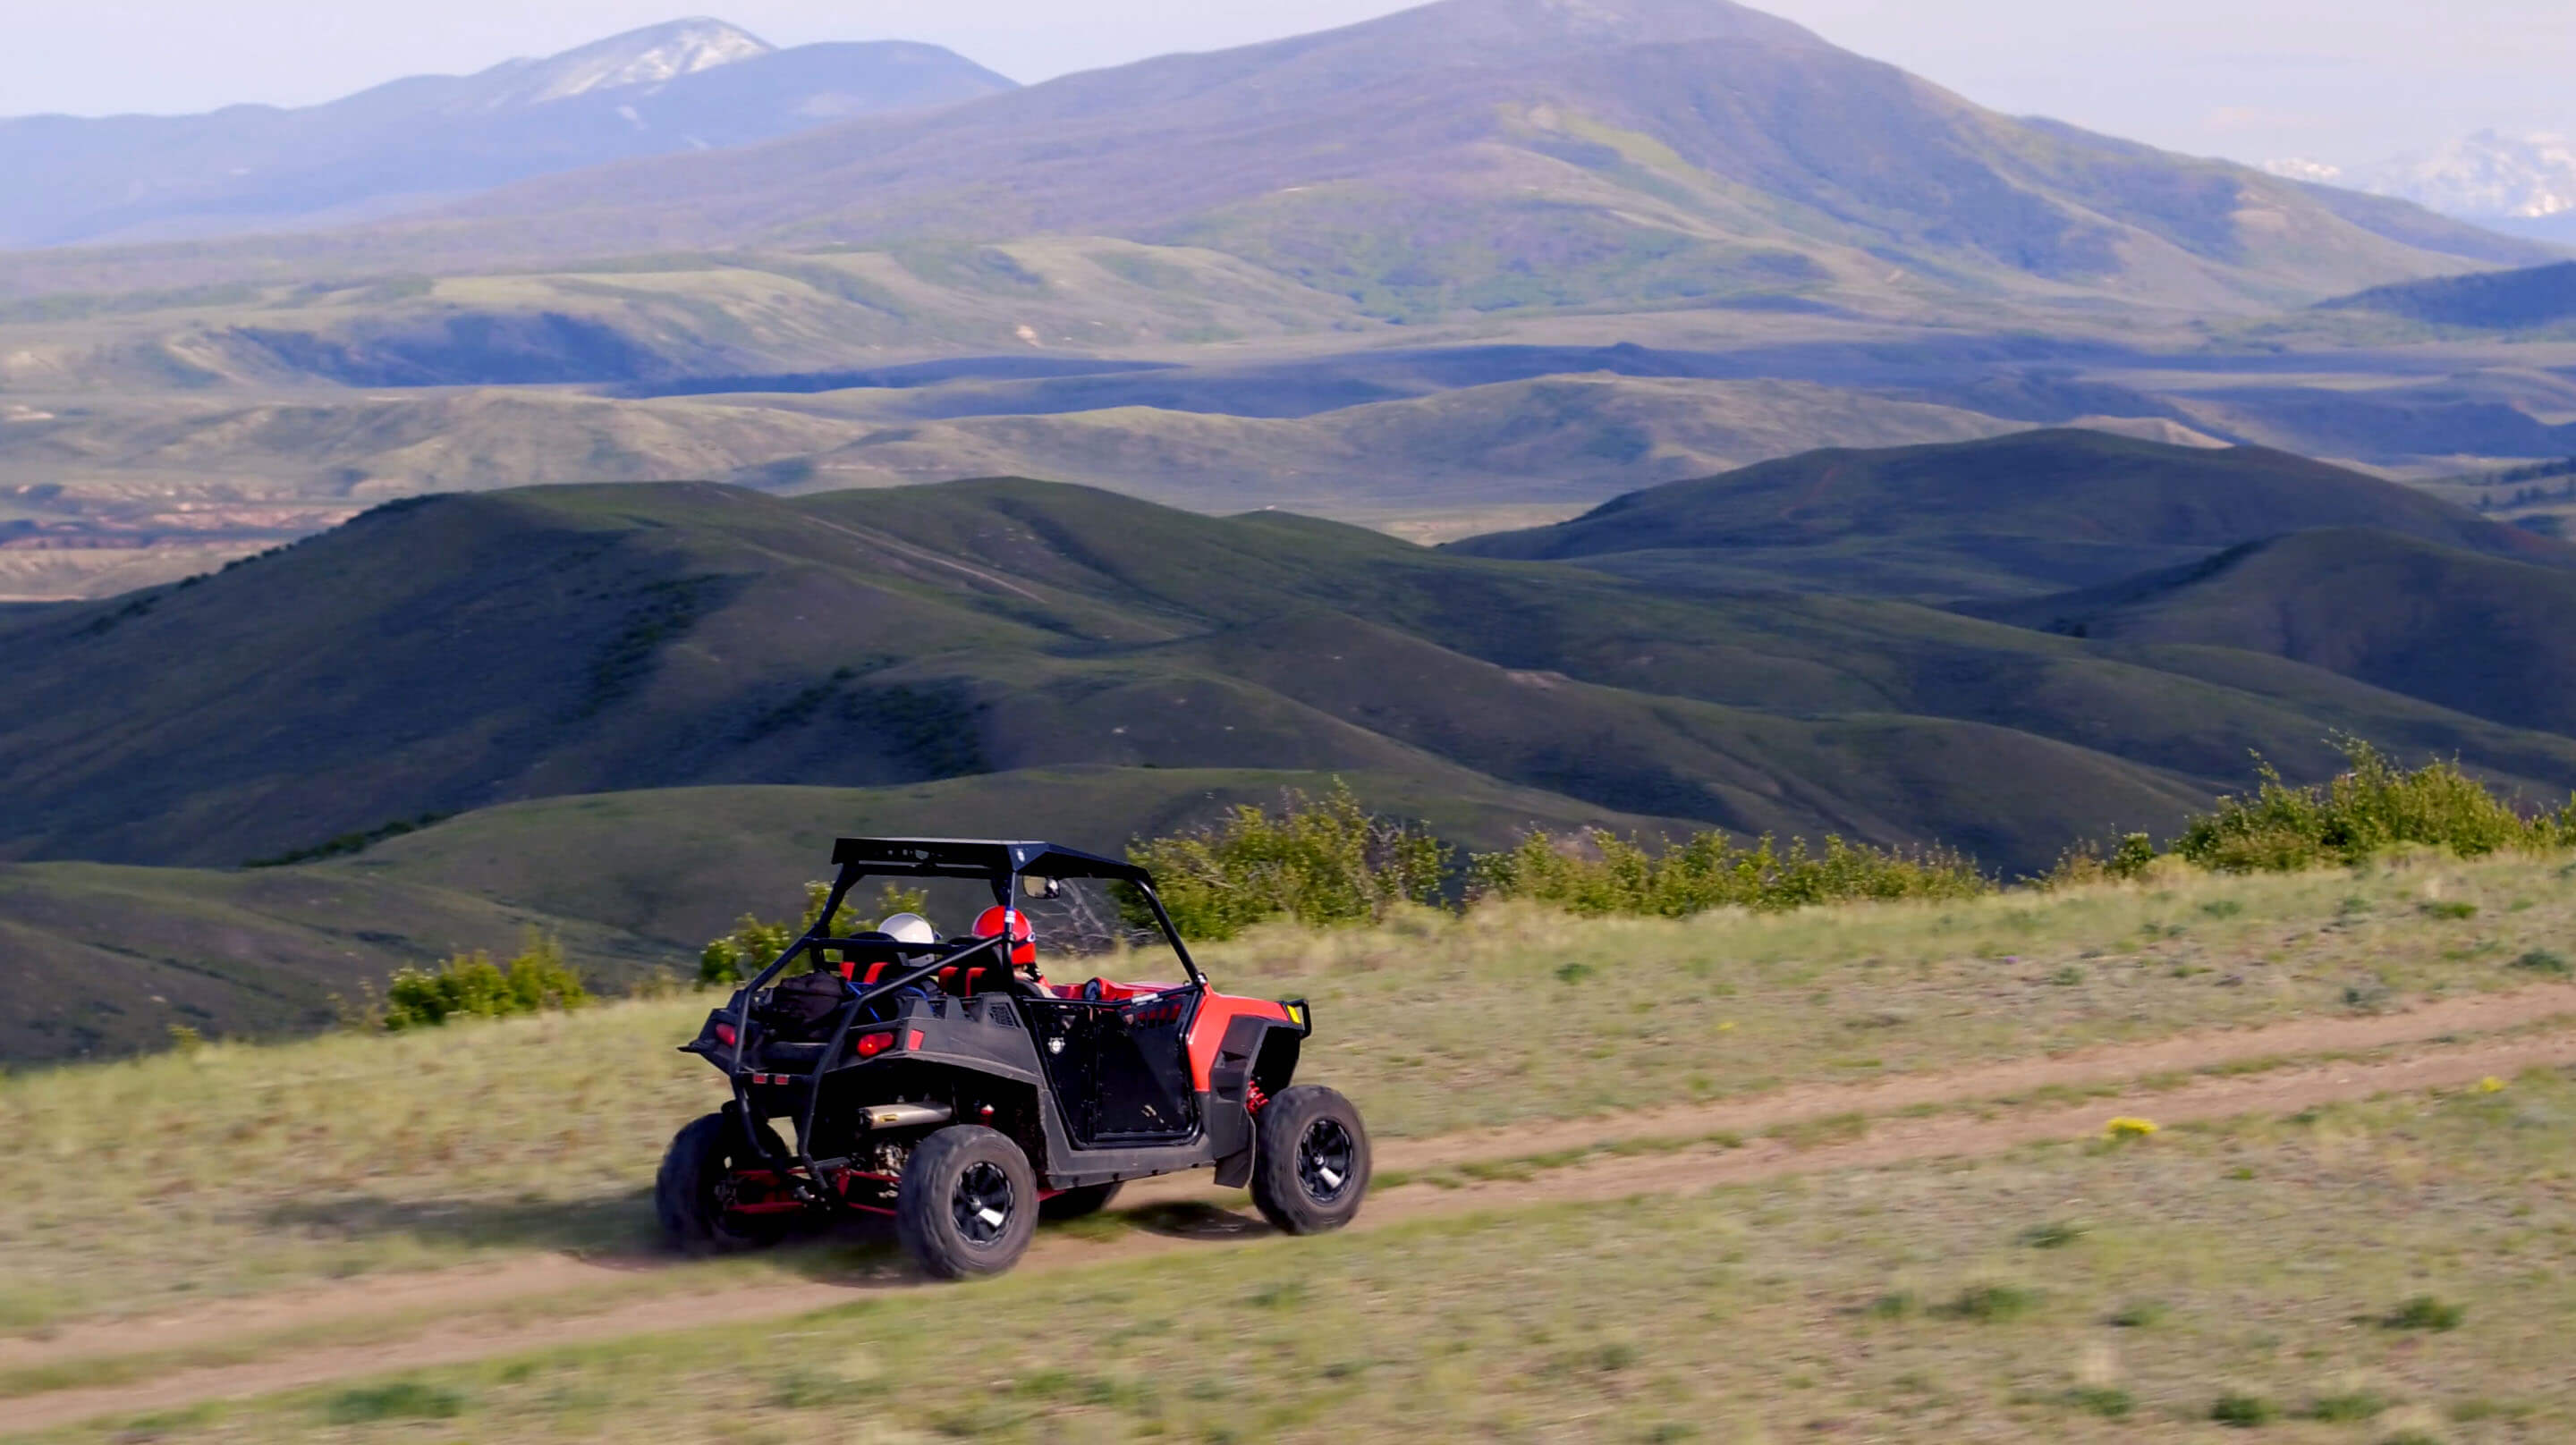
top-left (878, 912), bottom-right (937, 946)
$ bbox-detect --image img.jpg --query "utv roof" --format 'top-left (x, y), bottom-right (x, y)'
top-left (830, 837), bottom-right (1149, 884)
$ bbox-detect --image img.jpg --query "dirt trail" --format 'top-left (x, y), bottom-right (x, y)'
top-left (11, 988), bottom-right (2576, 1434)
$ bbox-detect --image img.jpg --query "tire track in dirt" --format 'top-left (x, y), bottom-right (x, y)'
top-left (11, 987), bottom-right (2576, 1434)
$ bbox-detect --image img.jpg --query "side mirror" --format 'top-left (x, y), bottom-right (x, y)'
top-left (1024, 875), bottom-right (1063, 900)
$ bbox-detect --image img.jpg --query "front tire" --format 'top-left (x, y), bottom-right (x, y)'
top-left (1250, 1085), bottom-right (1369, 1234)
top-left (1039, 1181), bottom-right (1123, 1221)
top-left (896, 1125), bottom-right (1038, 1279)
top-left (657, 1111), bottom-right (794, 1255)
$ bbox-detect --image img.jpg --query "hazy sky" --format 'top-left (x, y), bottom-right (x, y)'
top-left (5, 1), bottom-right (2567, 168)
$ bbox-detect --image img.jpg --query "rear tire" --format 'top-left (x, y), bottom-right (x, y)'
top-left (657, 1111), bottom-right (794, 1255)
top-left (1039, 1181), bottom-right (1123, 1221)
top-left (896, 1125), bottom-right (1038, 1279)
top-left (1250, 1085), bottom-right (1369, 1235)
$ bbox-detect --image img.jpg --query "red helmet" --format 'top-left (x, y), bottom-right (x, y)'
top-left (972, 906), bottom-right (1036, 967)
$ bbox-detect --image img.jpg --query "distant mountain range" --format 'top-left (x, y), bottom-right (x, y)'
top-left (2267, 131), bottom-right (2576, 245)
top-left (0, 19), bottom-right (1015, 249)
top-left (0, 0), bottom-right (2549, 315)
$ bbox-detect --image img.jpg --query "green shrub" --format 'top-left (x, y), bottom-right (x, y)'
top-left (2510, 949), bottom-right (2571, 976)
top-left (325, 1381), bottom-right (464, 1423)
top-left (2066, 1385), bottom-right (2133, 1419)
top-left (1931, 1284), bottom-right (2038, 1322)
top-left (1468, 828), bottom-right (1986, 917)
top-left (2038, 832), bottom-right (2159, 887)
top-left (1123, 782), bottom-right (1451, 941)
top-left (2309, 1390), bottom-right (2387, 1422)
top-left (379, 934), bottom-right (585, 1031)
top-left (2212, 1392), bottom-right (2277, 1427)
top-left (699, 880), bottom-right (871, 987)
top-left (2176, 739), bottom-right (2576, 872)
top-left (2382, 1295), bottom-right (2465, 1331)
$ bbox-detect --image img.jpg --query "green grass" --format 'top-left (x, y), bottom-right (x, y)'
top-left (5, 855), bottom-right (2576, 1331)
top-left (29, 1055), bottom-right (2576, 1442)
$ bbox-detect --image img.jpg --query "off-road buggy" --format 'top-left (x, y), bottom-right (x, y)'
top-left (658, 837), bottom-right (1369, 1278)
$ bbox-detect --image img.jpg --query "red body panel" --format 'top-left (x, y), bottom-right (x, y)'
top-left (1184, 992), bottom-right (1292, 1092)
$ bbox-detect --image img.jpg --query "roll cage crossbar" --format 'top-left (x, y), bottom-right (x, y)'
top-left (717, 838), bottom-right (1205, 1206)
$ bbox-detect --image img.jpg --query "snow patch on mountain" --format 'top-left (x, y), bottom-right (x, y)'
top-left (486, 19), bottom-right (774, 110)
top-left (2269, 131), bottom-right (2576, 223)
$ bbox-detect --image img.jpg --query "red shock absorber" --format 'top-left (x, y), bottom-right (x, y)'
top-left (1245, 1081), bottom-right (1270, 1115)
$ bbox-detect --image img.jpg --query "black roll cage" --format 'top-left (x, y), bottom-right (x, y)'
top-left (717, 838), bottom-right (1207, 1206)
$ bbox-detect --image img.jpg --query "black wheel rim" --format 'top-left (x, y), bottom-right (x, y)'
top-left (1296, 1117), bottom-right (1357, 1204)
top-left (953, 1161), bottom-right (1015, 1246)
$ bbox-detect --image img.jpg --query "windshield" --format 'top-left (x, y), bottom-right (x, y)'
top-left (829, 872), bottom-right (1189, 984)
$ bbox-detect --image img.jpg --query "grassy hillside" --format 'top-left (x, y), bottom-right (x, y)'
top-left (14, 474), bottom-right (2576, 882)
top-left (7, 857), bottom-right (2576, 1442)
top-left (55, 1071), bottom-right (2572, 1441)
top-left (4, 855), bottom-right (2571, 1322)
top-left (1974, 527), bottom-right (2576, 736)
top-left (1451, 428), bottom-right (2576, 599)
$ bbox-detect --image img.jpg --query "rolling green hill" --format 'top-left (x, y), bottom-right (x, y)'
top-left (10, 473), bottom-right (2576, 891)
top-left (1972, 527), bottom-right (2576, 737)
top-left (1449, 429), bottom-right (2576, 599)
top-left (0, 765), bottom-right (1678, 1061)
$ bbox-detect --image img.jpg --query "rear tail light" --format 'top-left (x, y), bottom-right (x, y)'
top-left (853, 1030), bottom-right (894, 1058)
top-left (715, 1023), bottom-right (738, 1046)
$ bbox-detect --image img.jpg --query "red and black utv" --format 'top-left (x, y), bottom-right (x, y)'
top-left (657, 837), bottom-right (1369, 1278)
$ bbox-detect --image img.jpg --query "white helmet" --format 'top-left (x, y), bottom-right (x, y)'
top-left (878, 912), bottom-right (937, 945)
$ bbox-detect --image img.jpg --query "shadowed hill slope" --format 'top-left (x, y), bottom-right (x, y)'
top-left (8, 477), bottom-right (2576, 880)
top-left (1973, 528), bottom-right (2576, 737)
top-left (1449, 429), bottom-right (2576, 599)
top-left (2319, 260), bottom-right (2576, 330)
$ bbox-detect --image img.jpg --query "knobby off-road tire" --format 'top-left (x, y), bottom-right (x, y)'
top-left (1038, 1181), bottom-right (1124, 1221)
top-left (896, 1125), bottom-right (1039, 1279)
top-left (657, 1111), bottom-right (793, 1255)
top-left (1249, 1085), bottom-right (1370, 1235)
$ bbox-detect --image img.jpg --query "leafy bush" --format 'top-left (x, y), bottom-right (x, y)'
top-left (377, 942), bottom-right (576, 1031)
top-left (2212, 1392), bottom-right (2277, 1427)
top-left (326, 1381), bottom-right (465, 1423)
top-left (2176, 739), bottom-right (2576, 872)
top-left (1124, 782), bottom-right (1451, 941)
top-left (694, 880), bottom-right (928, 988)
top-left (2066, 1385), bottom-right (2133, 1419)
top-left (2038, 832), bottom-right (2159, 888)
top-left (1468, 829), bottom-right (1987, 917)
top-left (1931, 1284), bottom-right (2038, 1322)
top-left (378, 934), bottom-right (586, 1031)
top-left (2309, 1390), bottom-right (2387, 1422)
top-left (2382, 1295), bottom-right (2466, 1331)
